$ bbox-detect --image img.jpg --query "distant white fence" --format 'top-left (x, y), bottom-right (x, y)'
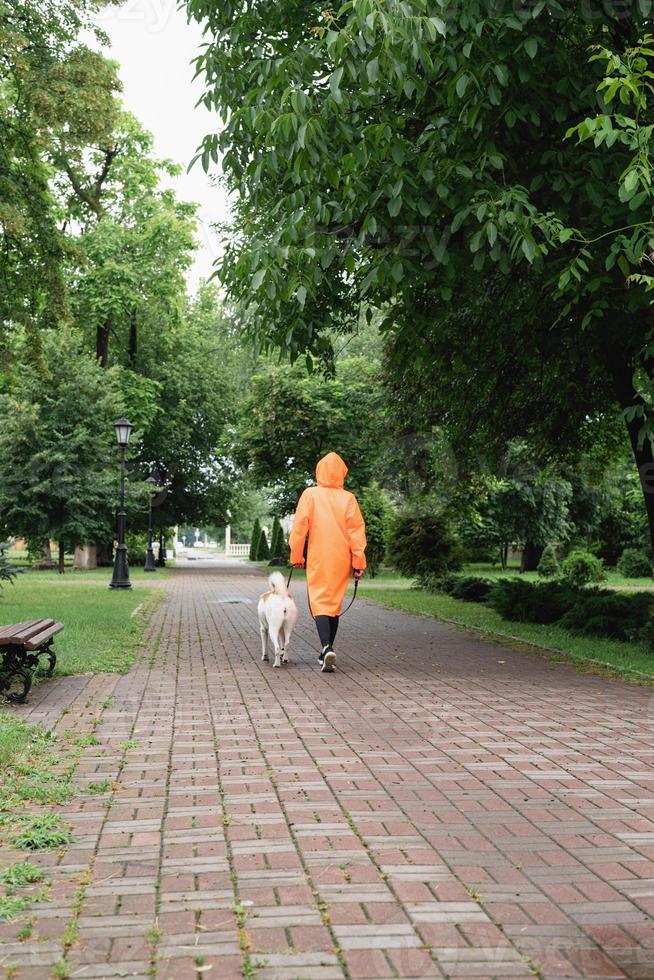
top-left (227, 543), bottom-right (250, 557)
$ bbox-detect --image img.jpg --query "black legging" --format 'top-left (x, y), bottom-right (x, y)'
top-left (315, 615), bottom-right (339, 649)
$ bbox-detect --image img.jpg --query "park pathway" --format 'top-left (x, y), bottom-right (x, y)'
top-left (3, 563), bottom-right (654, 979)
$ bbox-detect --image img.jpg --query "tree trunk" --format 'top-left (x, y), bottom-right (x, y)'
top-left (58, 539), bottom-right (65, 575)
top-left (96, 319), bottom-right (110, 368)
top-left (96, 540), bottom-right (114, 567)
top-left (623, 407), bottom-right (654, 559)
top-left (521, 543), bottom-right (543, 573)
top-left (40, 540), bottom-right (54, 568)
top-left (610, 349), bottom-right (654, 558)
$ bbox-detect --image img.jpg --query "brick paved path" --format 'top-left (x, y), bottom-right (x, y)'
top-left (3, 563), bottom-right (654, 980)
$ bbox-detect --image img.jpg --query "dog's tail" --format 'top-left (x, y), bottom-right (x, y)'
top-left (268, 571), bottom-right (288, 596)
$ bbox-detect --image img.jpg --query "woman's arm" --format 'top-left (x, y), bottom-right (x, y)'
top-left (289, 490), bottom-right (311, 565)
top-left (345, 494), bottom-right (367, 571)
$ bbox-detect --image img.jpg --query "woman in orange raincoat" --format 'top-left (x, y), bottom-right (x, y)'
top-left (289, 452), bottom-right (367, 672)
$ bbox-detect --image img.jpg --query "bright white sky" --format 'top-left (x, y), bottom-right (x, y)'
top-left (94, 1), bottom-right (231, 290)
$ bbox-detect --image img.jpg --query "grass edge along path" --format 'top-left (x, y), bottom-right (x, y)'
top-left (360, 587), bottom-right (654, 685)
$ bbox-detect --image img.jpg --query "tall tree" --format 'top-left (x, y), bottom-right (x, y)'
top-left (0, 0), bottom-right (120, 334)
top-left (187, 0), bottom-right (654, 550)
top-left (0, 330), bottom-right (124, 572)
top-left (235, 357), bottom-right (386, 513)
top-left (65, 113), bottom-right (198, 368)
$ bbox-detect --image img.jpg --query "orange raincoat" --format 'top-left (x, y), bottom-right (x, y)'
top-left (289, 453), bottom-right (367, 617)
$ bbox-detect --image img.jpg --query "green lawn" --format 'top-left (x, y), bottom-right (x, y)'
top-left (0, 570), bottom-right (164, 675)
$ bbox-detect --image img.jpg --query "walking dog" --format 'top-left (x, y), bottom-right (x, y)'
top-left (258, 572), bottom-right (299, 668)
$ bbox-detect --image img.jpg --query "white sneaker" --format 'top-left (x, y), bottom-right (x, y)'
top-left (321, 650), bottom-right (336, 673)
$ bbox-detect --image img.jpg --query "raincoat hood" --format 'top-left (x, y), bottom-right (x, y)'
top-left (316, 452), bottom-right (348, 489)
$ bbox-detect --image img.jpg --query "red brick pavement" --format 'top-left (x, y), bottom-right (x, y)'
top-left (3, 563), bottom-right (654, 979)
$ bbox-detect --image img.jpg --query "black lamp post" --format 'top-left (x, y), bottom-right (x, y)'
top-left (156, 530), bottom-right (167, 567)
top-left (109, 418), bottom-right (133, 590)
top-left (144, 476), bottom-right (157, 572)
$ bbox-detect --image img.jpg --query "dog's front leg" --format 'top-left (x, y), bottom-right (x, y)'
top-left (260, 625), bottom-right (269, 661)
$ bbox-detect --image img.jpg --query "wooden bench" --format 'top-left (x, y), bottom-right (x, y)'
top-left (0, 619), bottom-right (63, 703)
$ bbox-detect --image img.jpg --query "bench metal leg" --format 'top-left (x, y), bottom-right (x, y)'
top-left (1, 668), bottom-right (32, 704)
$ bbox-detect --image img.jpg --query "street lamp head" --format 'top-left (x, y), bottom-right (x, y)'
top-left (113, 418), bottom-right (133, 447)
top-left (146, 475), bottom-right (158, 486)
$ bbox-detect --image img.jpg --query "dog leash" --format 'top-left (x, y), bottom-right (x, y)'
top-left (286, 565), bottom-right (359, 617)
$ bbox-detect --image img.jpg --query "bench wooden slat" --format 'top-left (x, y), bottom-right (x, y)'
top-left (24, 623), bottom-right (64, 651)
top-left (0, 621), bottom-right (34, 641)
top-left (9, 620), bottom-right (55, 643)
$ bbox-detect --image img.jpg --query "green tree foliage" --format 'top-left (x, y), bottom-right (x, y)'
top-left (0, 549), bottom-right (18, 591)
top-left (249, 518), bottom-right (262, 561)
top-left (359, 483), bottom-right (392, 577)
top-left (474, 443), bottom-right (572, 570)
top-left (187, 0), bottom-right (654, 548)
top-left (236, 357), bottom-right (385, 514)
top-left (269, 516), bottom-right (289, 563)
top-left (256, 527), bottom-right (270, 561)
top-left (68, 114), bottom-right (198, 368)
top-left (0, 0), bottom-right (121, 333)
top-left (126, 290), bottom-right (240, 531)
top-left (537, 544), bottom-right (560, 579)
top-left (387, 509), bottom-right (463, 582)
top-left (0, 331), bottom-right (124, 572)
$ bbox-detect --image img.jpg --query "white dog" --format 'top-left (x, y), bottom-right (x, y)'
top-left (258, 572), bottom-right (299, 669)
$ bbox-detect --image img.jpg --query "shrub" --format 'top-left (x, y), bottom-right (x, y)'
top-left (560, 549), bottom-right (606, 587)
top-left (359, 483), bottom-right (393, 577)
top-left (450, 576), bottom-right (495, 602)
top-left (559, 591), bottom-right (653, 641)
top-left (387, 509), bottom-right (463, 581)
top-left (249, 519), bottom-right (262, 561)
top-left (488, 579), bottom-right (578, 624)
top-left (256, 528), bottom-right (270, 561)
top-left (425, 574), bottom-right (494, 602)
top-left (0, 547), bottom-right (18, 590)
top-left (125, 532), bottom-right (148, 565)
top-left (421, 572), bottom-right (461, 594)
top-left (638, 617), bottom-right (654, 650)
top-left (537, 544), bottom-right (560, 578)
top-left (617, 547), bottom-right (653, 579)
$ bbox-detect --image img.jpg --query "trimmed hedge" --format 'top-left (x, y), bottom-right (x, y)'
top-left (487, 579), bottom-right (578, 624)
top-left (426, 574), bottom-right (494, 603)
top-left (617, 548), bottom-right (653, 579)
top-left (559, 591), bottom-right (652, 641)
top-left (560, 549), bottom-right (606, 587)
top-left (419, 573), bottom-right (654, 646)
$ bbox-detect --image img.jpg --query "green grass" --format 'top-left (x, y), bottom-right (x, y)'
top-left (10, 813), bottom-right (71, 851)
top-left (0, 894), bottom-right (30, 921)
top-left (0, 715), bottom-right (56, 771)
top-left (0, 570), bottom-right (164, 674)
top-left (1, 862), bottom-right (44, 890)
top-left (361, 587), bottom-right (654, 680)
